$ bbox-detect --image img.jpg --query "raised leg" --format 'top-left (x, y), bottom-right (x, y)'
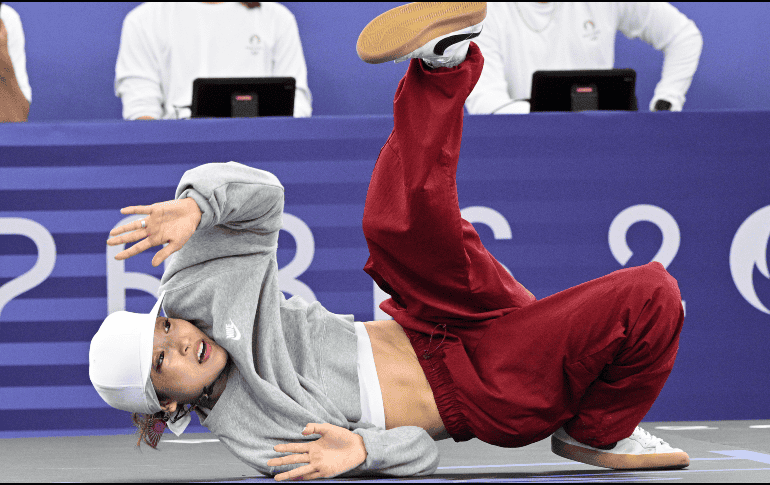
top-left (362, 44), bottom-right (535, 331)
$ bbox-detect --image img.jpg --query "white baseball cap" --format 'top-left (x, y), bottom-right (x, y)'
top-left (89, 293), bottom-right (165, 415)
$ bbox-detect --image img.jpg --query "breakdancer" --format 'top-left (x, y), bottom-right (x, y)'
top-left (90, 3), bottom-right (688, 481)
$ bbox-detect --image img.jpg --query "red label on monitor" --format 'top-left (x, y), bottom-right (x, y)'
top-left (235, 95), bottom-right (253, 101)
top-left (576, 87), bottom-right (593, 93)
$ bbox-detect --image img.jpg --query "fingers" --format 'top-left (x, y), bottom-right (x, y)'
top-left (267, 452), bottom-right (310, 467)
top-left (119, 205), bottom-right (152, 215)
top-left (107, 227), bottom-right (146, 246)
top-left (107, 217), bottom-right (149, 248)
top-left (107, 205), bottom-right (164, 261)
top-left (107, 206), bottom-right (151, 237)
top-left (114, 237), bottom-right (154, 261)
top-left (273, 443), bottom-right (310, 454)
top-left (302, 423), bottom-right (324, 436)
top-left (273, 464), bottom-right (318, 482)
top-left (109, 217), bottom-right (148, 238)
top-left (268, 454), bottom-right (319, 482)
top-left (152, 242), bottom-right (176, 267)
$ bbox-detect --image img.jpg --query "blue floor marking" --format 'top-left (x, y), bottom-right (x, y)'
top-left (438, 462), bottom-right (578, 469)
top-left (437, 455), bottom-right (742, 470)
top-left (710, 450), bottom-right (770, 464)
top-left (204, 451), bottom-right (770, 483)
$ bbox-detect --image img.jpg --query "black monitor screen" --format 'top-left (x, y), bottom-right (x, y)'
top-left (191, 77), bottom-right (295, 118)
top-left (530, 69), bottom-right (637, 112)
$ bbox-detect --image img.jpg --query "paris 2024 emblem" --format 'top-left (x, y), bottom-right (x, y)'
top-left (730, 206), bottom-right (770, 314)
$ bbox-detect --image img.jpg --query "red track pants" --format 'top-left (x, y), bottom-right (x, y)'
top-left (362, 44), bottom-right (684, 448)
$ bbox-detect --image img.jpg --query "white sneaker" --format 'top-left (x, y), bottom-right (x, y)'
top-left (393, 22), bottom-right (483, 68)
top-left (551, 426), bottom-right (690, 470)
top-left (356, 2), bottom-right (486, 67)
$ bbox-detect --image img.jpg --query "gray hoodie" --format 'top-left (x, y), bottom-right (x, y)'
top-left (158, 162), bottom-right (439, 477)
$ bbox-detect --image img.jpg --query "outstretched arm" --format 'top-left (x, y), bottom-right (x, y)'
top-left (107, 162), bottom-right (285, 268)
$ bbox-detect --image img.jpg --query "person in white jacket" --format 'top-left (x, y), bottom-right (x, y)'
top-left (115, 2), bottom-right (312, 120)
top-left (465, 2), bottom-right (702, 114)
top-left (0, 3), bottom-right (31, 122)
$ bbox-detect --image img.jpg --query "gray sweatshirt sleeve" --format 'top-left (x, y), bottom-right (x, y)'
top-left (344, 426), bottom-right (439, 477)
top-left (162, 161), bottom-right (285, 279)
top-left (175, 161), bottom-right (284, 233)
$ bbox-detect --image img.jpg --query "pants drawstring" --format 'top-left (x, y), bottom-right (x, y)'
top-left (423, 323), bottom-right (447, 360)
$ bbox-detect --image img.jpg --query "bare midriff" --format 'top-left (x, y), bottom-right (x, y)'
top-left (363, 320), bottom-right (449, 440)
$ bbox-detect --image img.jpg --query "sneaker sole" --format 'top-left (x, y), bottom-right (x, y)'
top-left (356, 2), bottom-right (487, 64)
top-left (551, 435), bottom-right (690, 470)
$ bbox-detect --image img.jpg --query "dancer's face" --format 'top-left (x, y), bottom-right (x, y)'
top-left (150, 317), bottom-right (228, 410)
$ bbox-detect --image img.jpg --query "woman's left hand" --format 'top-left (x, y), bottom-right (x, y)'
top-left (107, 198), bottom-right (202, 267)
top-left (267, 423), bottom-right (367, 481)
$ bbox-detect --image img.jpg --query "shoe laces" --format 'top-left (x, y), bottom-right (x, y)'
top-left (634, 426), bottom-right (668, 449)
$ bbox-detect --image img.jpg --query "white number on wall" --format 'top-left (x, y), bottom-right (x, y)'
top-left (278, 212), bottom-right (316, 303)
top-left (609, 204), bottom-right (684, 314)
top-left (0, 218), bottom-right (57, 320)
top-left (609, 204), bottom-right (680, 268)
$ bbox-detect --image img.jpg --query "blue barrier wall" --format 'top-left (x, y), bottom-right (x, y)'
top-left (5, 1), bottom-right (770, 121)
top-left (1, 110), bottom-right (769, 437)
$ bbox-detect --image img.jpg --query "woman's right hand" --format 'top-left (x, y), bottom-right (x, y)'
top-left (107, 197), bottom-right (202, 266)
top-left (267, 423), bottom-right (367, 481)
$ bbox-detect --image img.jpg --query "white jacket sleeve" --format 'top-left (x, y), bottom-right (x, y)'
top-left (616, 2), bottom-right (703, 111)
top-left (1, 5), bottom-right (31, 103)
top-left (272, 9), bottom-right (312, 118)
top-left (465, 13), bottom-right (522, 115)
top-left (114, 7), bottom-right (165, 120)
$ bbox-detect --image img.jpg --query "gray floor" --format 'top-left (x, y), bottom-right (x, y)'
top-left (4, 420), bottom-right (770, 483)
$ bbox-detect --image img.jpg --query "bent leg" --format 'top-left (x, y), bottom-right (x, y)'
top-left (363, 44), bottom-right (534, 331)
top-left (561, 264), bottom-right (685, 447)
top-left (463, 262), bottom-right (684, 448)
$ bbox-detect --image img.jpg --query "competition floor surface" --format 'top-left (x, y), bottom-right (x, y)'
top-left (5, 420), bottom-right (770, 483)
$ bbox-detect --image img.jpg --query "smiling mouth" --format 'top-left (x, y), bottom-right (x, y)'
top-left (198, 340), bottom-right (211, 364)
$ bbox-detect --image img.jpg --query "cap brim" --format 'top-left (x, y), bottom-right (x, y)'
top-left (151, 291), bottom-right (166, 319)
top-left (140, 291), bottom-right (166, 413)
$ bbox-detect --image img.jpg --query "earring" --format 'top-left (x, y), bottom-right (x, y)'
top-left (146, 415), bottom-right (168, 448)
